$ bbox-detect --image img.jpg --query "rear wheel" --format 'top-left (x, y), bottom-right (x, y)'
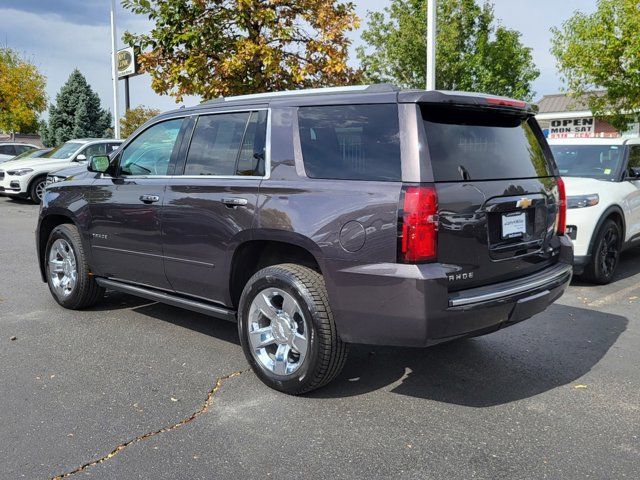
top-left (583, 219), bottom-right (621, 285)
top-left (45, 224), bottom-right (104, 309)
top-left (238, 264), bottom-right (348, 395)
top-left (29, 176), bottom-right (47, 204)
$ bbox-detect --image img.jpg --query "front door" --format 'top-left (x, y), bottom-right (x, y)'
top-left (162, 110), bottom-right (268, 304)
top-left (624, 145), bottom-right (640, 241)
top-left (89, 117), bottom-right (185, 290)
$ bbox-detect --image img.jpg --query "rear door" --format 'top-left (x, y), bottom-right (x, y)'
top-left (623, 145), bottom-right (640, 241)
top-left (420, 105), bottom-right (560, 291)
top-left (161, 109), bottom-right (267, 305)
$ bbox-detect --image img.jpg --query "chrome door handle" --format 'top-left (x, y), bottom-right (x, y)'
top-left (222, 197), bottom-right (248, 207)
top-left (140, 194), bottom-right (160, 204)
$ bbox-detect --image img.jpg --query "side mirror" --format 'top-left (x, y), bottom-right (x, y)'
top-left (75, 154), bottom-right (87, 162)
top-left (627, 167), bottom-right (640, 180)
top-left (88, 155), bottom-right (111, 173)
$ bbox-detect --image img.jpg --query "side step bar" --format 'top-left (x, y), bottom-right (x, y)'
top-left (95, 278), bottom-right (237, 322)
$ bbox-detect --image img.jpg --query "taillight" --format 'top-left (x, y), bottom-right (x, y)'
top-left (399, 185), bottom-right (438, 263)
top-left (556, 177), bottom-right (567, 235)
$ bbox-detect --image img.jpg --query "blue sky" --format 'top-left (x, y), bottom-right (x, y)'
top-left (0, 0), bottom-right (597, 117)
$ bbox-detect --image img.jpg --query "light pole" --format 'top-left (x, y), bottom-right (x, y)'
top-left (110, 0), bottom-right (121, 139)
top-left (426, 0), bottom-right (437, 90)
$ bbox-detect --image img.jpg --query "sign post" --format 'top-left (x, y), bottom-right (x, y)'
top-left (426, 0), bottom-right (437, 90)
top-left (110, 0), bottom-right (120, 139)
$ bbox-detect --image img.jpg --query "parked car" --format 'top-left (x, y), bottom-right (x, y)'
top-left (549, 138), bottom-right (640, 283)
top-left (0, 142), bottom-right (39, 162)
top-left (6, 147), bottom-right (53, 163)
top-left (37, 85), bottom-right (572, 394)
top-left (0, 138), bottom-right (122, 203)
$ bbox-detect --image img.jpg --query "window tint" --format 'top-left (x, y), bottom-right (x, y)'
top-left (120, 119), bottom-right (183, 176)
top-left (0, 145), bottom-right (15, 155)
top-left (628, 146), bottom-right (640, 171)
top-left (184, 112), bottom-right (255, 176)
top-left (237, 111), bottom-right (267, 176)
top-left (81, 143), bottom-right (109, 159)
top-left (551, 145), bottom-right (623, 181)
top-left (422, 106), bottom-right (553, 182)
top-left (14, 145), bottom-right (33, 154)
top-left (297, 104), bottom-right (401, 181)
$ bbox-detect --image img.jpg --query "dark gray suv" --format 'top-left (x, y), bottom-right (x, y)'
top-left (37, 85), bottom-right (573, 394)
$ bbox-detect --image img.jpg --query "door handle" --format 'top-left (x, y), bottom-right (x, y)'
top-left (139, 194), bottom-right (160, 204)
top-left (222, 197), bottom-right (248, 207)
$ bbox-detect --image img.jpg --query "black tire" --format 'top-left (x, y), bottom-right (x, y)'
top-left (583, 219), bottom-right (622, 285)
top-left (29, 176), bottom-right (47, 204)
top-left (238, 263), bottom-right (348, 395)
top-left (45, 224), bottom-right (105, 309)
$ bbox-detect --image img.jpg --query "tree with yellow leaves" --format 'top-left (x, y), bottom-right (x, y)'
top-left (122, 0), bottom-right (361, 101)
top-left (0, 47), bottom-right (47, 134)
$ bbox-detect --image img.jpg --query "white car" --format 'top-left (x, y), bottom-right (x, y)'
top-left (0, 142), bottom-right (39, 162)
top-left (0, 138), bottom-right (122, 203)
top-left (549, 138), bottom-right (640, 283)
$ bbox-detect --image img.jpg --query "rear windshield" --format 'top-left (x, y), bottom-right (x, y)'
top-left (421, 106), bottom-right (553, 182)
top-left (298, 104), bottom-right (401, 181)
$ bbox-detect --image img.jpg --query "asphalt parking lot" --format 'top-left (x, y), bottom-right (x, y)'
top-left (1, 196), bottom-right (639, 480)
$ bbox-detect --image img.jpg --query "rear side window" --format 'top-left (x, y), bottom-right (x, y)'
top-left (422, 106), bottom-right (553, 182)
top-left (298, 104), bottom-right (401, 181)
top-left (184, 111), bottom-right (267, 176)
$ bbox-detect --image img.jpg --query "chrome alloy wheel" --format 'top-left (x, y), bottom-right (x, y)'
top-left (248, 288), bottom-right (309, 376)
top-left (35, 180), bottom-right (46, 201)
top-left (48, 239), bottom-right (78, 297)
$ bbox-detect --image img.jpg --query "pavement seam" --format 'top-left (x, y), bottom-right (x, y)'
top-left (50, 368), bottom-right (248, 479)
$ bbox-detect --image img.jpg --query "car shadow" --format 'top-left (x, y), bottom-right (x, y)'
top-left (572, 246), bottom-right (640, 286)
top-left (311, 304), bottom-right (627, 406)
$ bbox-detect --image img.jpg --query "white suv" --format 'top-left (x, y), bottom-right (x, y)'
top-left (0, 142), bottom-right (38, 162)
top-left (0, 138), bottom-right (121, 203)
top-left (549, 138), bottom-right (640, 283)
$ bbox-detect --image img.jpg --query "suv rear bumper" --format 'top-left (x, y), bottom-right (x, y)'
top-left (325, 236), bottom-right (573, 347)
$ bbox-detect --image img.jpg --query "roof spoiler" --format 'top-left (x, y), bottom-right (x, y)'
top-left (399, 90), bottom-right (534, 115)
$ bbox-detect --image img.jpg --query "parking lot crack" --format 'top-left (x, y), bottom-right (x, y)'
top-left (51, 369), bottom-right (247, 479)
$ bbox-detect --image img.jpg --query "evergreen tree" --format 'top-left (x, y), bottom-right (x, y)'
top-left (40, 69), bottom-right (112, 147)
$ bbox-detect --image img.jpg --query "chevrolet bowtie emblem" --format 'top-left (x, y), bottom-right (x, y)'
top-left (516, 198), bottom-right (533, 209)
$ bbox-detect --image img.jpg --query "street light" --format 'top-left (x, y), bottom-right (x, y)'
top-left (426, 0), bottom-right (436, 91)
top-left (110, 0), bottom-right (121, 139)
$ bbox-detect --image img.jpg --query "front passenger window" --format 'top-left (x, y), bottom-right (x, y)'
top-left (120, 119), bottom-right (183, 176)
top-left (628, 146), bottom-right (640, 175)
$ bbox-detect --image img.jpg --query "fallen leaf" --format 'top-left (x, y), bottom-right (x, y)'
top-left (9, 336), bottom-right (16, 341)
top-left (170, 397), bottom-right (178, 402)
top-left (573, 384), bottom-right (587, 389)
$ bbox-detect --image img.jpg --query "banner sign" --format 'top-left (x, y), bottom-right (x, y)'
top-left (117, 47), bottom-right (137, 78)
top-left (548, 118), bottom-right (595, 139)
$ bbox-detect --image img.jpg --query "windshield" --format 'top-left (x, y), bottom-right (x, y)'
top-left (550, 144), bottom-right (623, 181)
top-left (45, 142), bottom-right (83, 159)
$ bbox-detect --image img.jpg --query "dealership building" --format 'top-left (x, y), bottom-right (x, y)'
top-left (536, 92), bottom-right (639, 139)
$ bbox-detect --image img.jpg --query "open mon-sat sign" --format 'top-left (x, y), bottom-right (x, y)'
top-left (548, 118), bottom-right (595, 139)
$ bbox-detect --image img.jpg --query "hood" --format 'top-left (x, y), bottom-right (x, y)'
top-left (50, 164), bottom-right (88, 179)
top-left (0, 157), bottom-right (75, 171)
top-left (562, 176), bottom-right (613, 196)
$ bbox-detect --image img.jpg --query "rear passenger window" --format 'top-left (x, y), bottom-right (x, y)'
top-left (297, 104), bottom-right (401, 181)
top-left (184, 111), bottom-right (267, 177)
top-left (422, 106), bottom-right (553, 182)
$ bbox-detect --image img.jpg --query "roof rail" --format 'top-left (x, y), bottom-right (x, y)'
top-left (201, 84), bottom-right (399, 105)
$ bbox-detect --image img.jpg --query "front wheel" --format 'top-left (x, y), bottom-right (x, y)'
top-left (583, 219), bottom-right (621, 285)
top-left (238, 264), bottom-right (348, 395)
top-left (29, 176), bottom-right (47, 204)
top-left (45, 224), bottom-right (105, 309)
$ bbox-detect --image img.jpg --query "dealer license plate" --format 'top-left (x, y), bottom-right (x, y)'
top-left (502, 212), bottom-right (526, 239)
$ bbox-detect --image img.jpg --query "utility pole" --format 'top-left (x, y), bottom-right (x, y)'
top-left (110, 0), bottom-right (121, 139)
top-left (426, 0), bottom-right (437, 90)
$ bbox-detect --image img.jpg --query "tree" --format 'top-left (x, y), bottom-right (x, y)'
top-left (356, 0), bottom-right (539, 100)
top-left (551, 0), bottom-right (640, 131)
top-left (0, 47), bottom-right (47, 134)
top-left (120, 105), bottom-right (161, 138)
top-left (40, 69), bottom-right (112, 147)
top-left (122, 0), bottom-right (361, 101)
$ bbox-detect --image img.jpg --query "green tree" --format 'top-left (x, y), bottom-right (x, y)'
top-left (357, 0), bottom-right (539, 100)
top-left (0, 47), bottom-right (47, 134)
top-left (40, 69), bottom-right (112, 147)
top-left (122, 0), bottom-right (361, 101)
top-left (120, 105), bottom-right (161, 138)
top-left (551, 0), bottom-right (640, 131)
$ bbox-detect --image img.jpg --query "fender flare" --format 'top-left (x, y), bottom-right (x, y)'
top-left (587, 205), bottom-right (626, 256)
